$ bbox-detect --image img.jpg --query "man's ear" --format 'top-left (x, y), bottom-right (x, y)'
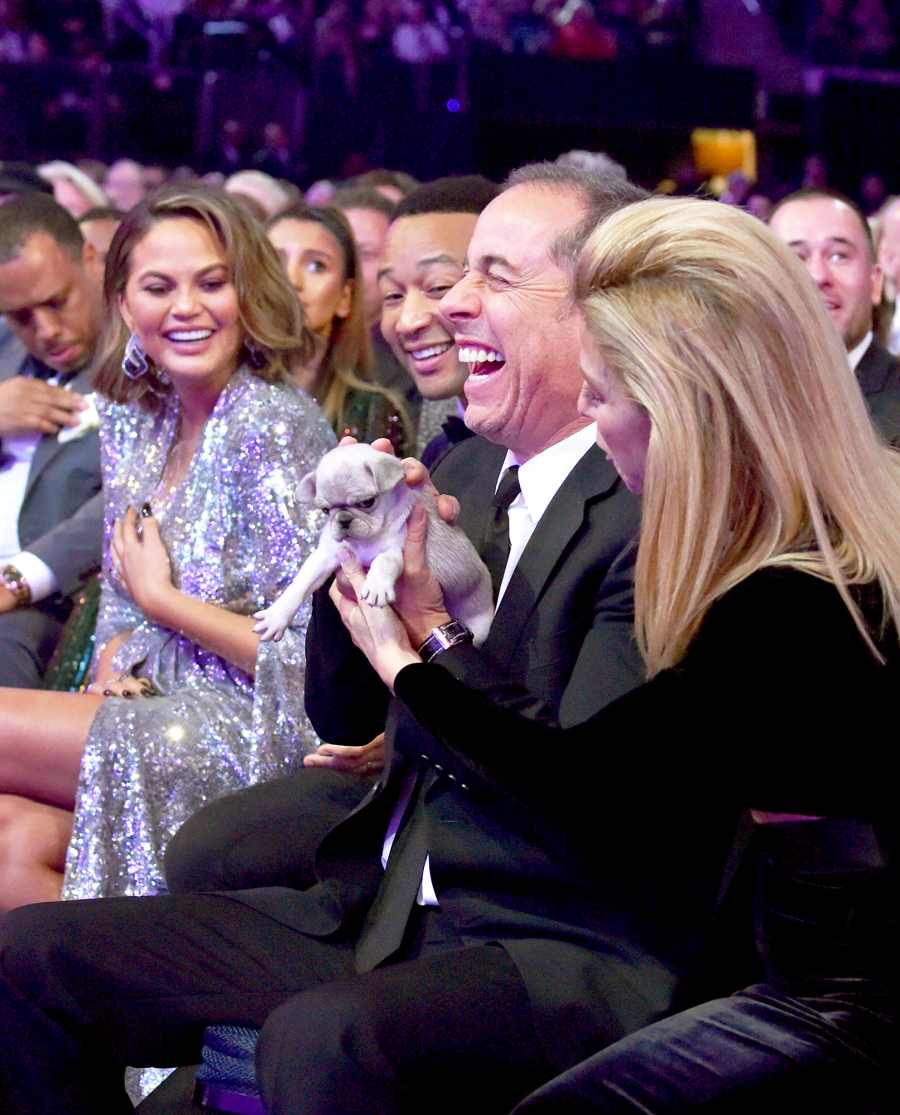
top-left (298, 468), bottom-right (319, 502)
top-left (871, 262), bottom-right (885, 307)
top-left (367, 453), bottom-right (405, 493)
top-left (335, 278), bottom-right (353, 321)
top-left (81, 239), bottom-right (101, 282)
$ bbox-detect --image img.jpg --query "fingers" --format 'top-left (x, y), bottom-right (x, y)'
top-left (337, 548), bottom-right (368, 597)
top-left (369, 437), bottom-right (395, 455)
top-left (111, 516), bottom-right (125, 573)
top-left (403, 505), bottom-right (430, 575)
top-left (338, 434), bottom-right (359, 447)
top-left (436, 493), bottom-right (460, 525)
top-left (99, 676), bottom-right (155, 699)
top-left (303, 738), bottom-right (385, 775)
top-left (401, 457), bottom-right (430, 489)
top-left (329, 569), bottom-right (358, 606)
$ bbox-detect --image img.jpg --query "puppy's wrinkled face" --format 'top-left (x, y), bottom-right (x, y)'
top-left (311, 447), bottom-right (406, 543)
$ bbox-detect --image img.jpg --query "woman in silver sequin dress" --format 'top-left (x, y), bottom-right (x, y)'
top-left (0, 186), bottom-right (335, 909)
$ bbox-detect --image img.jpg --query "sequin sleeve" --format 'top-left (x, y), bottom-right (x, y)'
top-left (227, 382), bottom-right (337, 765)
top-left (91, 396), bottom-right (153, 665)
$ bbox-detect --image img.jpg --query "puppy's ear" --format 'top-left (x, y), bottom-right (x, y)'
top-left (298, 468), bottom-right (319, 502)
top-left (367, 453), bottom-right (406, 494)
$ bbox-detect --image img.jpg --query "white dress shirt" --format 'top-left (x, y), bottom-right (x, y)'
top-left (0, 372), bottom-right (76, 602)
top-left (383, 422), bottom-right (599, 906)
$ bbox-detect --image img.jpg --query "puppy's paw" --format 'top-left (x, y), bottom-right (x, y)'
top-left (360, 572), bottom-right (396, 608)
top-left (252, 604), bottom-right (293, 642)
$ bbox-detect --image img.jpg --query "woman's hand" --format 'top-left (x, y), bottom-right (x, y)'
top-left (331, 551), bottom-right (420, 690)
top-left (303, 732), bottom-right (385, 777)
top-left (111, 505), bottom-right (175, 622)
top-left (88, 674), bottom-right (156, 699)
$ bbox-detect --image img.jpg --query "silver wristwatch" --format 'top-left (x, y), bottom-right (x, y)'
top-left (1, 564), bottom-right (31, 607)
top-left (417, 620), bottom-right (474, 663)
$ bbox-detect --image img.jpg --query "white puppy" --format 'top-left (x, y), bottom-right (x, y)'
top-left (253, 443), bottom-right (494, 645)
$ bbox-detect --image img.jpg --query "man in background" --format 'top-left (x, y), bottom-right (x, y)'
top-left (770, 188), bottom-right (900, 444)
top-left (0, 193), bottom-right (104, 686)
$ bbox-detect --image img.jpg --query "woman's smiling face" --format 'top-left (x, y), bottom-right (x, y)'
top-left (119, 216), bottom-right (243, 395)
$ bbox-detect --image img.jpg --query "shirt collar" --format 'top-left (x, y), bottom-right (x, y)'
top-left (848, 330), bottom-right (874, 372)
top-left (497, 423), bottom-right (597, 525)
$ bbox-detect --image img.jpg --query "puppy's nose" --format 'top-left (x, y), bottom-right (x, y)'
top-left (336, 511), bottom-right (354, 528)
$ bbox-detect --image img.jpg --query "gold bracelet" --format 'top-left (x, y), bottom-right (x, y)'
top-left (1, 564), bottom-right (32, 607)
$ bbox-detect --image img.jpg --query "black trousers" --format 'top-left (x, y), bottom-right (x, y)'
top-left (0, 892), bottom-right (551, 1115)
top-left (163, 767), bottom-right (373, 894)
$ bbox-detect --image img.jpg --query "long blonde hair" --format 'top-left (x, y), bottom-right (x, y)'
top-left (94, 185), bottom-right (313, 409)
top-left (575, 196), bottom-right (900, 675)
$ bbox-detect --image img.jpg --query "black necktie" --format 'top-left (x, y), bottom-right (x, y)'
top-left (354, 766), bottom-right (431, 972)
top-left (481, 465), bottom-right (521, 600)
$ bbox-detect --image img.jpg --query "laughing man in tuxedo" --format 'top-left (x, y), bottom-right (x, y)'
top-left (0, 166), bottom-right (741, 1115)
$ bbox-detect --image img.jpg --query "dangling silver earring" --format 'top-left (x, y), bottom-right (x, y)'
top-left (122, 333), bottom-right (149, 380)
top-left (245, 338), bottom-right (266, 370)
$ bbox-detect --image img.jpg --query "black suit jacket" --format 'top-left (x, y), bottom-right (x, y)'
top-left (230, 434), bottom-right (728, 1070)
top-left (857, 337), bottom-right (900, 446)
top-left (391, 567), bottom-right (897, 1061)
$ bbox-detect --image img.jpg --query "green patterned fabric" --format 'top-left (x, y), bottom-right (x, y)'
top-left (43, 575), bottom-right (101, 692)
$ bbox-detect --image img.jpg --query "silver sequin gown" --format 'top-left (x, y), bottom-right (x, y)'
top-left (62, 368), bottom-right (336, 900)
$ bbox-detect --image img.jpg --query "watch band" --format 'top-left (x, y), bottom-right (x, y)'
top-left (1, 564), bottom-right (32, 607)
top-left (417, 620), bottom-right (474, 663)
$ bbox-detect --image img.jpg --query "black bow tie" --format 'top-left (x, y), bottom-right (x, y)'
top-left (441, 414), bottom-right (469, 443)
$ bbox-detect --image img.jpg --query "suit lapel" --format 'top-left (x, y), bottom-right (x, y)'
top-left (22, 366), bottom-right (95, 504)
top-left (487, 445), bottom-right (619, 657)
top-left (856, 339), bottom-right (893, 396)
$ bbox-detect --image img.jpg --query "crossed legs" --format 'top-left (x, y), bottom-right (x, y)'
top-left (0, 891), bottom-right (551, 1115)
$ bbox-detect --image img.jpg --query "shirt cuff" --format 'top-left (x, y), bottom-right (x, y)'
top-left (9, 551), bottom-right (58, 604)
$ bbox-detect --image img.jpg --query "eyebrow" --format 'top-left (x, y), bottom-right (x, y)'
top-left (787, 236), bottom-right (857, 251)
top-left (377, 253), bottom-right (461, 282)
top-left (137, 262), bottom-right (229, 281)
top-left (473, 252), bottom-right (516, 273)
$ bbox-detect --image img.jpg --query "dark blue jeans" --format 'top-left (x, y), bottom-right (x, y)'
top-left (514, 819), bottom-right (897, 1114)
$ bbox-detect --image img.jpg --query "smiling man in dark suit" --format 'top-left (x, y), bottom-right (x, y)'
top-left (770, 188), bottom-right (900, 446)
top-left (0, 193), bottom-right (104, 686)
top-left (0, 166), bottom-right (744, 1115)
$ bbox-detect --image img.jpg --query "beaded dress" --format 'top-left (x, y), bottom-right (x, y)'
top-left (62, 368), bottom-right (336, 900)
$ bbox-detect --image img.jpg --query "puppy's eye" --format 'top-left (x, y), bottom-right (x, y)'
top-left (357, 497), bottom-right (376, 510)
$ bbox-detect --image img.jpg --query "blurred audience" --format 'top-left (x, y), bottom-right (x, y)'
top-left (103, 157), bottom-right (146, 211)
top-left (225, 168), bottom-right (290, 220)
top-left (77, 204), bottom-right (125, 275)
top-left (37, 160), bottom-right (109, 218)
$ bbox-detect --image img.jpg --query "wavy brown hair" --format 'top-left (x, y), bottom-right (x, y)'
top-left (93, 184), bottom-right (313, 409)
top-left (267, 203), bottom-right (412, 446)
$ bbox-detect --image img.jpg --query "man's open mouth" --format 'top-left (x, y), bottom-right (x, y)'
top-left (458, 344), bottom-right (506, 376)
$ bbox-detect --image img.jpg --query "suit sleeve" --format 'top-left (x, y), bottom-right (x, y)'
top-left (25, 489), bottom-right (104, 598)
top-left (304, 583), bottom-right (392, 745)
top-left (433, 534), bottom-right (641, 728)
top-left (393, 571), bottom-right (893, 822)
